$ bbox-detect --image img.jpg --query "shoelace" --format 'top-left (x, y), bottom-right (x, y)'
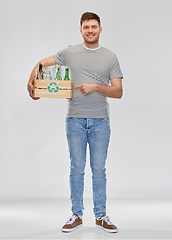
top-left (65, 215), bottom-right (79, 225)
top-left (97, 215), bottom-right (113, 225)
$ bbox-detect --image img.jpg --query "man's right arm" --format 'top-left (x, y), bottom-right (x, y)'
top-left (27, 55), bottom-right (56, 100)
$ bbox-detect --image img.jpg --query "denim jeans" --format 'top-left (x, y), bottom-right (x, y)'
top-left (66, 118), bottom-right (111, 218)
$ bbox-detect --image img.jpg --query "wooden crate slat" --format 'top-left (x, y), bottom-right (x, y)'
top-left (34, 88), bottom-right (72, 98)
top-left (34, 79), bottom-right (72, 89)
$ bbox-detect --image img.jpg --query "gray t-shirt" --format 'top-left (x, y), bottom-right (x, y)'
top-left (53, 43), bottom-right (123, 118)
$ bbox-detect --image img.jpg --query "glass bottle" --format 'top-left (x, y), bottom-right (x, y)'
top-left (43, 67), bottom-right (52, 80)
top-left (55, 67), bottom-right (62, 80)
top-left (52, 65), bottom-right (57, 80)
top-left (38, 63), bottom-right (43, 79)
top-left (64, 68), bottom-right (70, 80)
top-left (35, 67), bottom-right (38, 79)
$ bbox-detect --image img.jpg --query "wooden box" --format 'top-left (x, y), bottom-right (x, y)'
top-left (33, 79), bottom-right (73, 99)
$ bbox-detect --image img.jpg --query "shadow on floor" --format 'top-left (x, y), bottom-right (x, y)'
top-left (6, 226), bottom-right (172, 239)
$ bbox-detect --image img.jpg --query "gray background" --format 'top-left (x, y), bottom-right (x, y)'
top-left (0, 0), bottom-right (171, 198)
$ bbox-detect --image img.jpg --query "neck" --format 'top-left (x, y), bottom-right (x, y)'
top-left (84, 41), bottom-right (100, 49)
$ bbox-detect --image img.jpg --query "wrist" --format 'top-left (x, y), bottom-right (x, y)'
top-left (94, 83), bottom-right (98, 92)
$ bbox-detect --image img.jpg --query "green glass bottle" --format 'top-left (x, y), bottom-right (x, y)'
top-left (55, 67), bottom-right (61, 80)
top-left (64, 68), bottom-right (70, 80)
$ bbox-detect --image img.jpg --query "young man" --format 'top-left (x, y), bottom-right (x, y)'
top-left (28, 12), bottom-right (123, 233)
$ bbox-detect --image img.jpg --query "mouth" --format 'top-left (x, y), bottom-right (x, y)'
top-left (87, 34), bottom-right (95, 38)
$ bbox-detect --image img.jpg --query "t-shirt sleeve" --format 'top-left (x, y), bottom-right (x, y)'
top-left (53, 51), bottom-right (66, 66)
top-left (110, 55), bottom-right (123, 80)
top-left (53, 47), bottom-right (69, 66)
top-left (53, 53), bottom-right (65, 66)
top-left (53, 46), bottom-right (72, 66)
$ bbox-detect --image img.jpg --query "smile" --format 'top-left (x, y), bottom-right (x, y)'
top-left (87, 34), bottom-right (95, 38)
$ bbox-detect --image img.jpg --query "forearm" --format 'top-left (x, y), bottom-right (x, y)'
top-left (73, 80), bottom-right (123, 98)
top-left (95, 84), bottom-right (123, 98)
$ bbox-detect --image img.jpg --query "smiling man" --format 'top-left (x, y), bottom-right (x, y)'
top-left (80, 18), bottom-right (102, 47)
top-left (28, 12), bottom-right (123, 233)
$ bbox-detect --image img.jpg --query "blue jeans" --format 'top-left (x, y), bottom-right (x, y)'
top-left (66, 118), bottom-right (111, 218)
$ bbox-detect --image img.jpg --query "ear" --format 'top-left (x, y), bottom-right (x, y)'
top-left (100, 26), bottom-right (102, 33)
top-left (80, 27), bottom-right (83, 34)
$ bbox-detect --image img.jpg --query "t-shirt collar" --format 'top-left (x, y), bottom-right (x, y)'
top-left (83, 43), bottom-right (101, 51)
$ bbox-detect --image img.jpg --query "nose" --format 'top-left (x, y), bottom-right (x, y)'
top-left (88, 27), bottom-right (93, 32)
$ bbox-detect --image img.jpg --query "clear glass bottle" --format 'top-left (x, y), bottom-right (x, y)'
top-left (43, 67), bottom-right (52, 80)
top-left (52, 65), bottom-right (57, 80)
top-left (35, 67), bottom-right (39, 79)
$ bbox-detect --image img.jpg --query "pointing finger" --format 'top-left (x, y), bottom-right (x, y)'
top-left (73, 85), bottom-right (82, 89)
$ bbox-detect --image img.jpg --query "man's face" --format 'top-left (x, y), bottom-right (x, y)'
top-left (80, 19), bottom-right (102, 45)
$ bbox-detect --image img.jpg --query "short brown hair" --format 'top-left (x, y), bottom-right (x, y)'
top-left (80, 12), bottom-right (101, 27)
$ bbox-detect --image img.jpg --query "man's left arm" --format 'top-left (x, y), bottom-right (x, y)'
top-left (73, 78), bottom-right (123, 99)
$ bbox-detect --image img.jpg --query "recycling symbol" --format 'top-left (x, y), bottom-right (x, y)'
top-left (47, 82), bottom-right (60, 93)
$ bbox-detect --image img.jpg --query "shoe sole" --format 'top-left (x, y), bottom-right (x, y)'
top-left (62, 224), bottom-right (83, 233)
top-left (96, 224), bottom-right (118, 233)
